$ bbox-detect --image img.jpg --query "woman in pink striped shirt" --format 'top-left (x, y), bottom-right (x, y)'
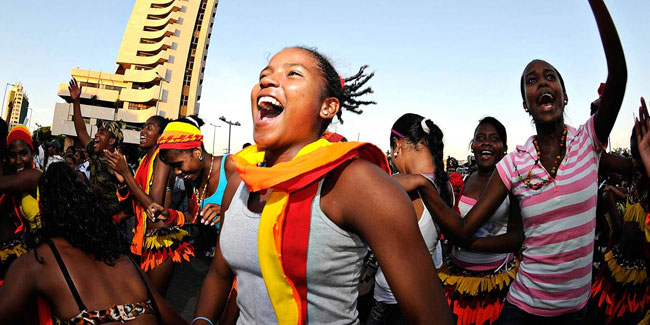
top-left (398, 1), bottom-right (627, 323)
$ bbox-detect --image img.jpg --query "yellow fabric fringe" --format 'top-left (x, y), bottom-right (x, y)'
top-left (624, 201), bottom-right (647, 232)
top-left (605, 250), bottom-right (647, 286)
top-left (143, 228), bottom-right (189, 249)
top-left (438, 259), bottom-right (520, 296)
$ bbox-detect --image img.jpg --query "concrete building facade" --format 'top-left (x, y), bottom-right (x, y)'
top-left (52, 0), bottom-right (218, 144)
top-left (3, 84), bottom-right (29, 128)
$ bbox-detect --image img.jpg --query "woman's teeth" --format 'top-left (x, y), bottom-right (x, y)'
top-left (258, 96), bottom-right (282, 109)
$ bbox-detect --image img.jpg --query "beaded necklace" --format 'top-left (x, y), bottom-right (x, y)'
top-left (515, 127), bottom-right (568, 190)
top-left (193, 156), bottom-right (215, 222)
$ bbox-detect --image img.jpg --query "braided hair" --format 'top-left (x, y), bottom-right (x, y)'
top-left (390, 113), bottom-right (452, 207)
top-left (293, 46), bottom-right (376, 133)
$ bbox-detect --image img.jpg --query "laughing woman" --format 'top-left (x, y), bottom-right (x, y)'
top-left (191, 47), bottom-right (452, 324)
top-left (401, 1), bottom-right (627, 323)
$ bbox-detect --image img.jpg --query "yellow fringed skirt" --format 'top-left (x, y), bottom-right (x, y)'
top-left (591, 247), bottom-right (649, 322)
top-left (438, 257), bottom-right (519, 325)
top-left (140, 226), bottom-right (194, 272)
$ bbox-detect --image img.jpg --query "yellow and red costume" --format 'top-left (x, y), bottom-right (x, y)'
top-left (117, 122), bottom-right (198, 271)
top-left (232, 138), bottom-right (389, 324)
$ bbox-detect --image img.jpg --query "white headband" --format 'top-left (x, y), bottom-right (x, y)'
top-left (186, 116), bottom-right (200, 128)
top-left (421, 119), bottom-right (430, 134)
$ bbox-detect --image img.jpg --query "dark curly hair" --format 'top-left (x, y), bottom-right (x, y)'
top-left (36, 162), bottom-right (128, 265)
top-left (292, 46), bottom-right (376, 133)
top-left (159, 114), bottom-right (207, 164)
top-left (390, 113), bottom-right (452, 207)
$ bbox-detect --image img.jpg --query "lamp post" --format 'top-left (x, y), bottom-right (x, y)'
top-left (209, 122), bottom-right (220, 155)
top-left (154, 72), bottom-right (168, 116)
top-left (219, 116), bottom-right (240, 154)
top-left (1, 83), bottom-right (12, 120)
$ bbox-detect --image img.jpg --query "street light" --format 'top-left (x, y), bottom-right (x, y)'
top-left (219, 116), bottom-right (240, 154)
top-left (154, 72), bottom-right (168, 116)
top-left (1, 83), bottom-right (12, 120)
top-left (209, 122), bottom-right (221, 155)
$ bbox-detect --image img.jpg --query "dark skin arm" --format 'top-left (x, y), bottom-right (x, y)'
top-left (106, 150), bottom-right (169, 222)
top-left (68, 79), bottom-right (91, 147)
top-left (591, 0), bottom-right (628, 144)
top-left (464, 194), bottom-right (524, 252)
top-left (394, 172), bottom-right (510, 244)
top-left (600, 152), bottom-right (635, 177)
top-left (0, 251), bottom-right (37, 322)
top-left (322, 160), bottom-right (452, 324)
top-left (0, 169), bottom-right (41, 194)
top-left (193, 173), bottom-right (241, 322)
top-left (602, 190), bottom-right (623, 242)
top-left (603, 184), bottom-right (627, 200)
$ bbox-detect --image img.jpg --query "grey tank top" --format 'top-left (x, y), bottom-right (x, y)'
top-left (220, 180), bottom-right (366, 324)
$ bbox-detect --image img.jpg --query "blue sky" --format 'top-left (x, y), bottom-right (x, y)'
top-left (1, 1), bottom-right (648, 159)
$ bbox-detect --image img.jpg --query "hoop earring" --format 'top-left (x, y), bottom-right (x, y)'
top-left (199, 154), bottom-right (203, 161)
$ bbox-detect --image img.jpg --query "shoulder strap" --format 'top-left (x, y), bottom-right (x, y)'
top-left (128, 256), bottom-right (163, 324)
top-left (46, 240), bottom-right (87, 312)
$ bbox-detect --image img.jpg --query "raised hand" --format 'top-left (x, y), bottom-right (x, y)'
top-left (68, 78), bottom-right (82, 102)
top-left (634, 97), bottom-right (650, 178)
top-left (104, 149), bottom-right (130, 177)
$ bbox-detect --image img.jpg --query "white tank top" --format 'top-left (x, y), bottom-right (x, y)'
top-left (373, 202), bottom-right (440, 304)
top-left (452, 195), bottom-right (512, 271)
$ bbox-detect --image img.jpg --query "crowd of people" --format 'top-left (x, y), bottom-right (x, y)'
top-left (0, 0), bottom-right (648, 324)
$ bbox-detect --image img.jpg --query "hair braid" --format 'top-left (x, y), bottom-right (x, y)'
top-left (293, 46), bottom-right (375, 132)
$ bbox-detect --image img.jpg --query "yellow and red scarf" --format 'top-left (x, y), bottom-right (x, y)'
top-left (232, 139), bottom-right (389, 324)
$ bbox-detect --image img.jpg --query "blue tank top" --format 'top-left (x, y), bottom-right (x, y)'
top-left (200, 155), bottom-right (228, 228)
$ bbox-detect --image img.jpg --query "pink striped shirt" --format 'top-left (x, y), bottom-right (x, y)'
top-left (496, 116), bottom-right (605, 316)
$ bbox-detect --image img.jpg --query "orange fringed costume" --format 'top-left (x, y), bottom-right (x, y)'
top-left (231, 139), bottom-right (389, 324)
top-left (117, 148), bottom-right (193, 271)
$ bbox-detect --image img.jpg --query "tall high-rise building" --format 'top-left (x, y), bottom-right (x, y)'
top-left (3, 84), bottom-right (29, 128)
top-left (52, 0), bottom-right (218, 144)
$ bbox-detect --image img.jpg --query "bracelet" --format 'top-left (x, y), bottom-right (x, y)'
top-left (191, 316), bottom-right (213, 325)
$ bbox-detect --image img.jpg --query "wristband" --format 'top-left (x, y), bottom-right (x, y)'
top-left (192, 317), bottom-right (213, 325)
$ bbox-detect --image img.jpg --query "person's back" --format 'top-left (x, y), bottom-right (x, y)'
top-left (15, 238), bottom-right (165, 324)
top-left (0, 163), bottom-right (186, 324)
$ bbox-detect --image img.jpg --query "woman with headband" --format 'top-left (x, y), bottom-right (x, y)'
top-left (104, 115), bottom-right (194, 296)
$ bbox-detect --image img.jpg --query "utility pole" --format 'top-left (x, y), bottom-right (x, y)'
top-left (209, 122), bottom-right (220, 155)
top-left (219, 116), bottom-right (240, 154)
